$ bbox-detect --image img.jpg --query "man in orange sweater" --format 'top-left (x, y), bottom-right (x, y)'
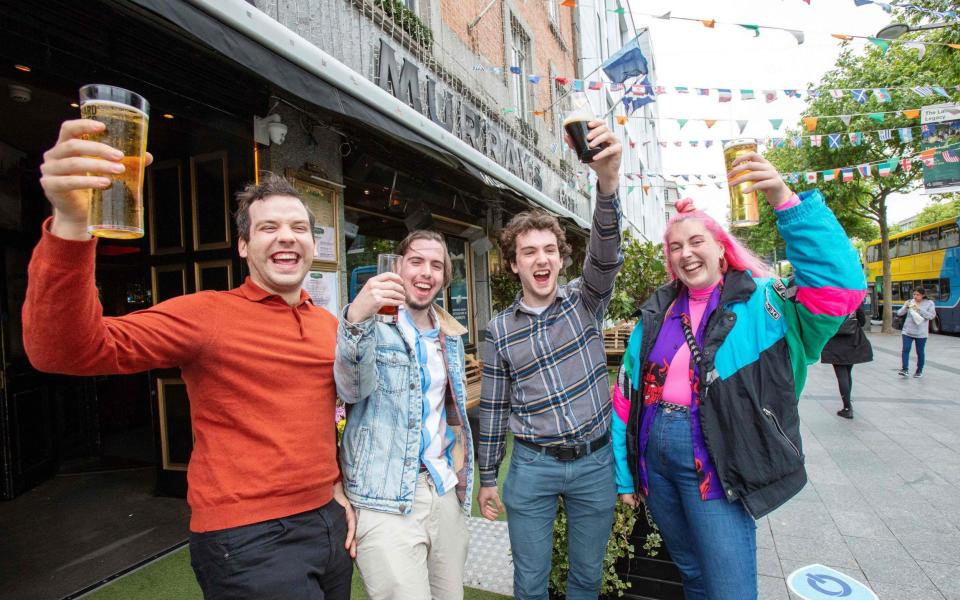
top-left (24, 119), bottom-right (355, 599)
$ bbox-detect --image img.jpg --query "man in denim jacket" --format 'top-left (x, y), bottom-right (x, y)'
top-left (335, 230), bottom-right (474, 600)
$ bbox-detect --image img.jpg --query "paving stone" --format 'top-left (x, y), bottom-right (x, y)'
top-left (845, 536), bottom-right (932, 586)
top-left (917, 560), bottom-right (960, 600)
top-left (757, 546), bottom-right (782, 578)
top-left (896, 531), bottom-right (960, 565)
top-left (828, 509), bottom-right (897, 540)
top-left (868, 580), bottom-right (946, 600)
top-left (758, 574), bottom-right (789, 600)
top-left (771, 533), bottom-right (858, 568)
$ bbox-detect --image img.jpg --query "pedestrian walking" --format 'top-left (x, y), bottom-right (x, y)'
top-left (821, 304), bottom-right (873, 419)
top-left (897, 287), bottom-right (937, 378)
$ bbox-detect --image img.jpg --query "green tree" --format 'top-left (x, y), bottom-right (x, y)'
top-left (607, 231), bottom-right (668, 322)
top-left (914, 197), bottom-right (960, 227)
top-left (764, 16), bottom-right (960, 332)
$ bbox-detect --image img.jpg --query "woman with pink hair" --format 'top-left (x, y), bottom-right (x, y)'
top-left (610, 153), bottom-right (866, 598)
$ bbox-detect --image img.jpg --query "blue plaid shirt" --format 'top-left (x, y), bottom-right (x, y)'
top-left (478, 192), bottom-right (623, 486)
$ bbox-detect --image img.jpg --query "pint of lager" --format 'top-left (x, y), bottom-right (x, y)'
top-left (563, 92), bottom-right (601, 163)
top-left (79, 84), bottom-right (150, 239)
top-left (723, 138), bottom-right (759, 227)
top-left (376, 254), bottom-right (401, 324)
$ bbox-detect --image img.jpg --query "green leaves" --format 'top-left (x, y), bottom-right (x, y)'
top-left (606, 232), bottom-right (668, 323)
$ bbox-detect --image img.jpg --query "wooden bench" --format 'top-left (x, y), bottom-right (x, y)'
top-left (464, 352), bottom-right (483, 411)
top-left (603, 322), bottom-right (634, 366)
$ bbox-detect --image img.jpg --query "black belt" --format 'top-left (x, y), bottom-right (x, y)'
top-left (515, 432), bottom-right (610, 462)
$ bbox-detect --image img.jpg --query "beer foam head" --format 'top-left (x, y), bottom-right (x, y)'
top-left (81, 99), bottom-right (149, 120)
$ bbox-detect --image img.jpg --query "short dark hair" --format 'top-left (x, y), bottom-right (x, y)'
top-left (234, 173), bottom-right (315, 242)
top-left (913, 287), bottom-right (926, 297)
top-left (498, 209), bottom-right (572, 270)
top-left (396, 230), bottom-right (452, 287)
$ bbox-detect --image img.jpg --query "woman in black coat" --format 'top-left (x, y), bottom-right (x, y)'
top-left (821, 305), bottom-right (873, 419)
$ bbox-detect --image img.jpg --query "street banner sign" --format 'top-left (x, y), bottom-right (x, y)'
top-left (787, 564), bottom-right (878, 600)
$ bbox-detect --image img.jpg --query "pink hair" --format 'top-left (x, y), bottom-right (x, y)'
top-left (663, 198), bottom-right (772, 280)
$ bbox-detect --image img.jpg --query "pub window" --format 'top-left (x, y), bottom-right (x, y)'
top-left (921, 228), bottom-right (939, 253)
top-left (940, 223), bottom-right (959, 249)
top-left (510, 17), bottom-right (533, 124)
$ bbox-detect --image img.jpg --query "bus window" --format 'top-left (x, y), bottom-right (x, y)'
top-left (866, 245), bottom-right (878, 263)
top-left (924, 279), bottom-right (939, 300)
top-left (889, 239), bottom-right (898, 258)
top-left (941, 223), bottom-right (959, 249)
top-left (891, 284), bottom-right (900, 301)
top-left (941, 278), bottom-right (951, 302)
top-left (901, 234), bottom-right (917, 256)
top-left (900, 281), bottom-right (914, 300)
top-left (921, 228), bottom-right (938, 253)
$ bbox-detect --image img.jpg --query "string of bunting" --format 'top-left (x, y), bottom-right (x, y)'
top-left (612, 142), bottom-right (960, 193)
top-left (649, 123), bottom-right (942, 149)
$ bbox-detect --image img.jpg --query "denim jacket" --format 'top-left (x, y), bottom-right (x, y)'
top-left (335, 304), bottom-right (474, 515)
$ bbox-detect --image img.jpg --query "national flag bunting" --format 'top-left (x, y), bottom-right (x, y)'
top-left (849, 132), bottom-right (863, 146)
top-left (830, 89), bottom-right (845, 99)
top-left (900, 158), bottom-right (912, 173)
top-left (850, 89), bottom-right (868, 104)
top-left (718, 89), bottom-right (732, 102)
top-left (878, 129), bottom-right (893, 141)
top-left (944, 150), bottom-right (960, 163)
top-left (873, 88), bottom-right (891, 103)
top-left (842, 168), bottom-right (854, 182)
top-left (764, 90), bottom-right (778, 103)
top-left (828, 133), bottom-right (842, 149)
top-left (509, 66), bottom-right (522, 75)
top-left (588, 81), bottom-right (603, 90)
top-left (741, 89), bottom-right (755, 101)
top-left (802, 116), bottom-right (818, 132)
top-left (806, 171), bottom-right (818, 184)
top-left (810, 135), bottom-right (822, 147)
top-left (898, 128), bottom-right (913, 142)
top-left (823, 169), bottom-right (839, 182)
top-left (857, 164), bottom-right (871, 177)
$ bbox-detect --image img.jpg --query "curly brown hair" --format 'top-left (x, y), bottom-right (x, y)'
top-left (498, 210), bottom-right (572, 270)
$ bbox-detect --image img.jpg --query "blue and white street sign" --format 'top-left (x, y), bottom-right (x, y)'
top-left (787, 564), bottom-right (877, 600)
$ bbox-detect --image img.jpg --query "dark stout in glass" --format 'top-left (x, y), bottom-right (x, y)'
top-left (564, 117), bottom-right (601, 163)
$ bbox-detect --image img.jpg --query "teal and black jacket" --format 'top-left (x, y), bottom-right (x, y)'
top-left (612, 190), bottom-right (866, 519)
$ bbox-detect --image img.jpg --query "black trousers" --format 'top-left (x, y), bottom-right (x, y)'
top-left (833, 364), bottom-right (853, 407)
top-left (189, 499), bottom-right (353, 600)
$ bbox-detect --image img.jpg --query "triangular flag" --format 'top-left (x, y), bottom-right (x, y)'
top-left (868, 112), bottom-right (885, 123)
top-left (533, 110), bottom-right (545, 117)
top-left (740, 24), bottom-right (760, 37)
top-left (509, 66), bottom-right (522, 75)
top-left (616, 115), bottom-right (628, 125)
top-left (770, 118), bottom-right (783, 129)
top-left (701, 19), bottom-right (716, 28)
top-left (904, 42), bottom-right (926, 60)
top-left (704, 119), bottom-right (717, 129)
top-left (868, 37), bottom-right (890, 54)
top-left (949, 44), bottom-right (960, 50)
top-left (787, 29), bottom-right (805, 44)
top-left (642, 184), bottom-right (651, 193)
top-left (560, 0), bottom-right (576, 6)
top-left (527, 75), bottom-right (541, 84)
top-left (802, 116), bottom-right (818, 132)
top-left (678, 119), bottom-right (688, 129)
top-left (658, 11), bottom-right (672, 19)
top-left (840, 115), bottom-right (852, 126)
top-left (902, 109), bottom-right (920, 119)
top-left (609, 7), bottom-right (625, 14)
top-left (554, 76), bottom-right (570, 85)
top-left (832, 34), bottom-right (854, 41)
top-left (737, 120), bottom-right (749, 134)
top-left (627, 185), bottom-right (635, 193)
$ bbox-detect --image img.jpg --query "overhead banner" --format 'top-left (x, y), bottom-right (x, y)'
top-left (920, 103), bottom-right (960, 194)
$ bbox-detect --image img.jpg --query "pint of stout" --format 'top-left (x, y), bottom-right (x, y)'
top-left (723, 138), bottom-right (760, 227)
top-left (79, 84), bottom-right (150, 239)
top-left (564, 92), bottom-right (601, 163)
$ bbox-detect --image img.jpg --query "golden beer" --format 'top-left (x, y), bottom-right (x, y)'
top-left (723, 138), bottom-right (759, 227)
top-left (79, 85), bottom-right (149, 239)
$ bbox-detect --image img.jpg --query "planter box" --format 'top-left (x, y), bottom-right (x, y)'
top-left (606, 512), bottom-right (684, 600)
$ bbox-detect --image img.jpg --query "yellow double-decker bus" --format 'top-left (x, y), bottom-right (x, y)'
top-left (864, 217), bottom-right (960, 333)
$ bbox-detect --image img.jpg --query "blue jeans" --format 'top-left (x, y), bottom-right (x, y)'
top-left (901, 335), bottom-right (927, 372)
top-left (503, 439), bottom-right (617, 600)
top-left (644, 406), bottom-right (757, 600)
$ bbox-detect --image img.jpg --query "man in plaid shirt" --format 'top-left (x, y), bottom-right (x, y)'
top-left (477, 122), bottom-right (623, 600)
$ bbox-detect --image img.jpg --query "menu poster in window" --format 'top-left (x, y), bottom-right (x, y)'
top-left (288, 175), bottom-right (339, 267)
top-left (303, 270), bottom-right (340, 317)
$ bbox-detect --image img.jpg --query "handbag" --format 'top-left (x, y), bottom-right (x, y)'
top-left (893, 313), bottom-right (906, 330)
top-left (835, 313), bottom-right (859, 336)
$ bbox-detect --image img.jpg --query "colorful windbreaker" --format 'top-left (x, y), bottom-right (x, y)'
top-left (611, 190), bottom-right (866, 518)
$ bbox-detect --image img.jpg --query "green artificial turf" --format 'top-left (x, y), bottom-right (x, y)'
top-left (86, 547), bottom-right (509, 599)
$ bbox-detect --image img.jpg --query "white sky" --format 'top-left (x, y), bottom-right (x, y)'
top-left (624, 0), bottom-right (933, 226)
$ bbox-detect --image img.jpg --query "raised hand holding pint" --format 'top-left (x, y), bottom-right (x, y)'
top-left (563, 92), bottom-right (602, 163)
top-left (79, 84), bottom-right (149, 239)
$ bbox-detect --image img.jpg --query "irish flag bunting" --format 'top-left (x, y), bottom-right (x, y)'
top-left (823, 169), bottom-right (839, 182)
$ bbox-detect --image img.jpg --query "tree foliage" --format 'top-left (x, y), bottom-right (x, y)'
top-left (761, 11), bottom-right (960, 331)
top-left (914, 197), bottom-right (960, 227)
top-left (607, 231), bottom-right (669, 322)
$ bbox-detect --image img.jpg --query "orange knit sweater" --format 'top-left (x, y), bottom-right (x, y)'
top-left (23, 222), bottom-right (340, 532)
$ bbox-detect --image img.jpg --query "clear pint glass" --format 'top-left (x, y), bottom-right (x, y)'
top-left (376, 254), bottom-right (402, 324)
top-left (79, 84), bottom-right (150, 239)
top-left (723, 138), bottom-right (760, 227)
